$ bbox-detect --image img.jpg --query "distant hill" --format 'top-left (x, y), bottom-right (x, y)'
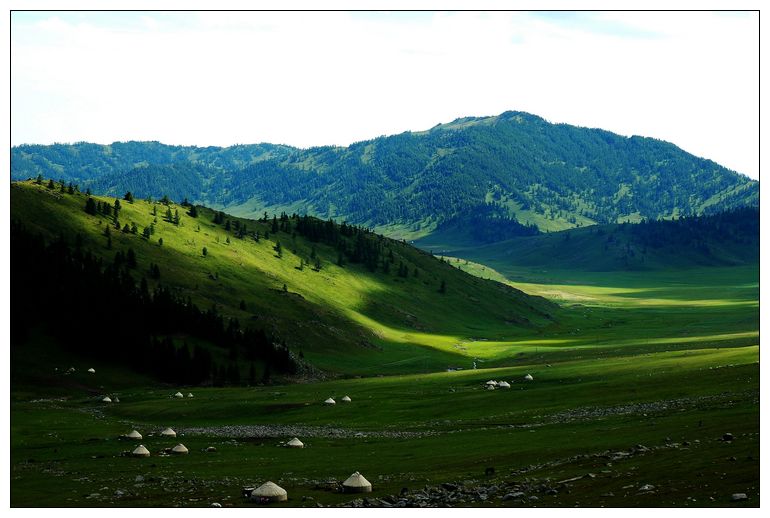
top-left (419, 207), bottom-right (759, 272)
top-left (12, 111), bottom-right (758, 243)
top-left (10, 180), bottom-right (557, 381)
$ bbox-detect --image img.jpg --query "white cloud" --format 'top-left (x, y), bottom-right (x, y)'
top-left (10, 11), bottom-right (759, 178)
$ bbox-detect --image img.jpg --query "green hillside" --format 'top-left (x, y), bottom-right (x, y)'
top-left (10, 180), bottom-right (557, 380)
top-left (11, 111), bottom-right (758, 245)
top-left (417, 207), bottom-right (759, 272)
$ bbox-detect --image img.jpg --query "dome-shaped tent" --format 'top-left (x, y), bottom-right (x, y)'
top-left (524, 374), bottom-right (534, 381)
top-left (171, 443), bottom-right (189, 455)
top-left (125, 430), bottom-right (142, 440)
top-left (251, 481), bottom-right (287, 503)
top-left (324, 398), bottom-right (336, 405)
top-left (497, 381), bottom-right (511, 389)
top-left (161, 427), bottom-right (177, 437)
top-left (102, 396), bottom-right (112, 403)
top-left (485, 380), bottom-right (498, 387)
top-left (286, 437), bottom-right (304, 448)
top-left (187, 393), bottom-right (194, 398)
top-left (341, 395), bottom-right (352, 403)
top-left (87, 368), bottom-right (95, 374)
top-left (174, 391), bottom-right (184, 398)
top-left (343, 471), bottom-right (372, 493)
top-left (132, 444), bottom-right (150, 457)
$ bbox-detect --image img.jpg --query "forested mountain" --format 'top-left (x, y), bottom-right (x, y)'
top-left (12, 111), bottom-right (758, 240)
top-left (428, 207), bottom-right (760, 272)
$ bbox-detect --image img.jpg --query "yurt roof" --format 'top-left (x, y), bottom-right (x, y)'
top-left (171, 443), bottom-right (189, 454)
top-left (102, 396), bottom-right (112, 403)
top-left (343, 471), bottom-right (372, 488)
top-left (132, 444), bottom-right (150, 456)
top-left (161, 427), bottom-right (177, 436)
top-left (286, 437), bottom-right (304, 447)
top-left (126, 430), bottom-right (142, 439)
top-left (187, 393), bottom-right (194, 398)
top-left (524, 374), bottom-right (534, 381)
top-left (87, 368), bottom-right (95, 373)
top-left (498, 381), bottom-right (511, 388)
top-left (341, 395), bottom-right (352, 402)
top-left (485, 380), bottom-right (498, 385)
top-left (174, 392), bottom-right (184, 398)
top-left (252, 481), bottom-right (287, 498)
top-left (324, 398), bottom-right (336, 404)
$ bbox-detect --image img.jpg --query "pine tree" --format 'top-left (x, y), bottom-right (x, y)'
top-left (46, 179), bottom-right (55, 189)
top-left (124, 191), bottom-right (134, 203)
top-left (202, 246), bottom-right (208, 256)
top-left (274, 241), bottom-right (282, 258)
top-left (85, 197), bottom-right (97, 215)
top-left (189, 205), bottom-right (198, 218)
top-left (127, 248), bottom-right (137, 268)
top-left (173, 209), bottom-right (180, 225)
top-left (35, 174), bottom-right (43, 185)
top-left (158, 237), bottom-right (164, 246)
top-left (438, 280), bottom-right (446, 294)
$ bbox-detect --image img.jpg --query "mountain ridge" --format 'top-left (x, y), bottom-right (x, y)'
top-left (12, 110), bottom-right (758, 243)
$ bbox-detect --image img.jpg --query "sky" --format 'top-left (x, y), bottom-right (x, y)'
top-left (10, 10), bottom-right (760, 179)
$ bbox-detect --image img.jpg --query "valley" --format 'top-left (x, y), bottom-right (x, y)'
top-left (9, 180), bottom-right (759, 507)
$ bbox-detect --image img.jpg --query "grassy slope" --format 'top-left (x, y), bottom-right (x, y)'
top-left (10, 181), bottom-right (556, 376)
top-left (415, 218), bottom-right (758, 272)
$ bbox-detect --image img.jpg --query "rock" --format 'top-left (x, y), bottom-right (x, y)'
top-left (723, 433), bottom-right (734, 442)
top-left (134, 475), bottom-right (144, 482)
top-left (528, 495), bottom-right (539, 501)
top-left (639, 484), bottom-right (655, 492)
top-left (211, 503), bottom-right (222, 508)
top-left (731, 493), bottom-right (747, 502)
top-left (114, 490), bottom-right (125, 497)
top-left (441, 483), bottom-right (458, 491)
top-left (546, 489), bottom-right (558, 495)
top-left (601, 492), bottom-right (614, 497)
top-left (206, 446), bottom-right (217, 452)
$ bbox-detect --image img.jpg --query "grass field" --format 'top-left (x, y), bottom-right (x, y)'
top-left (9, 181), bottom-right (759, 507)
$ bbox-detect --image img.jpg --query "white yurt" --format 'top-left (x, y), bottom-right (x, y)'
top-left (486, 385), bottom-right (495, 390)
top-left (114, 397), bottom-right (120, 403)
top-left (87, 368), bottom-right (96, 374)
top-left (125, 430), bottom-right (143, 440)
top-left (341, 395), bottom-right (352, 403)
top-left (498, 381), bottom-right (511, 389)
top-left (524, 374), bottom-right (534, 381)
top-left (187, 393), bottom-right (194, 398)
top-left (286, 437), bottom-right (304, 448)
top-left (102, 396), bottom-right (112, 403)
top-left (174, 392), bottom-right (184, 398)
top-left (251, 481), bottom-right (288, 503)
top-left (485, 380), bottom-right (498, 387)
top-left (132, 444), bottom-right (150, 457)
top-left (161, 427), bottom-right (177, 437)
top-left (324, 398), bottom-right (336, 405)
top-left (171, 443), bottom-right (189, 455)
top-left (342, 471), bottom-right (372, 493)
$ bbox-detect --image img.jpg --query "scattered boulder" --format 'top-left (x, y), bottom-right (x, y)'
top-left (639, 484), bottom-right (655, 492)
top-left (731, 493), bottom-right (747, 502)
top-left (722, 433), bottom-right (734, 442)
top-left (205, 446), bottom-right (217, 453)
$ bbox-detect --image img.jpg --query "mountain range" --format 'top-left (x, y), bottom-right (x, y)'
top-left (12, 111), bottom-right (758, 246)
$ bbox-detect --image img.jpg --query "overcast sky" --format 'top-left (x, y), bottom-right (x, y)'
top-left (10, 11), bottom-right (759, 179)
